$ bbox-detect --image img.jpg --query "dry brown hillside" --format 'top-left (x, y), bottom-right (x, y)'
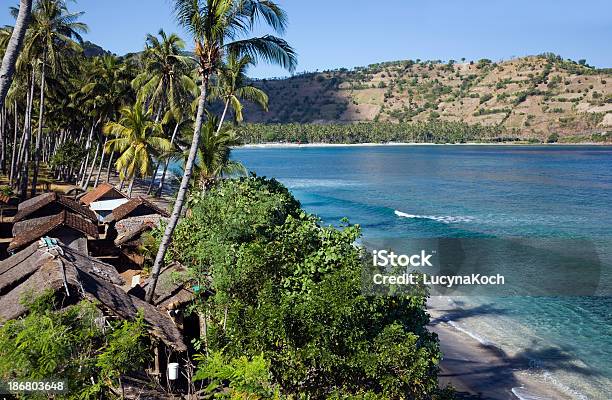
top-left (243, 54), bottom-right (612, 140)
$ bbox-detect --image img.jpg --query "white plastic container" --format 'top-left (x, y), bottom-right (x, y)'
top-left (168, 362), bottom-right (179, 380)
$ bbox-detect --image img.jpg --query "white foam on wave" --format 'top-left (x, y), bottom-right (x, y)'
top-left (394, 210), bottom-right (474, 224)
top-left (511, 386), bottom-right (551, 400)
top-left (282, 178), bottom-right (360, 189)
top-left (445, 320), bottom-right (497, 347)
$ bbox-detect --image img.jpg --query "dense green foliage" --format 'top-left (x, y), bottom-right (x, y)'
top-left (0, 292), bottom-right (151, 399)
top-left (237, 121), bottom-right (504, 144)
top-left (167, 177), bottom-right (443, 399)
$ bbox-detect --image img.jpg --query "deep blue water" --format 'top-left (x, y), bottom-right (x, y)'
top-left (232, 145), bottom-right (612, 399)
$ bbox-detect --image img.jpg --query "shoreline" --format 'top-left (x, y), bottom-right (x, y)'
top-left (237, 141), bottom-right (612, 149)
top-left (428, 297), bottom-right (576, 400)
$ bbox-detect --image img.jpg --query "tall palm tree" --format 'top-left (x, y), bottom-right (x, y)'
top-left (145, 0), bottom-right (297, 302)
top-left (0, 0), bottom-right (32, 109)
top-left (21, 0), bottom-right (88, 196)
top-left (133, 29), bottom-right (195, 120)
top-left (103, 101), bottom-right (171, 198)
top-left (211, 52), bottom-right (268, 132)
top-left (132, 29), bottom-right (196, 193)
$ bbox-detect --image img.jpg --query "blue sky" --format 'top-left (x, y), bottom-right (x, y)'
top-left (2, 0), bottom-right (611, 78)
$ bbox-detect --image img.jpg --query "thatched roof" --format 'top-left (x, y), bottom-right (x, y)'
top-left (104, 197), bottom-right (169, 223)
top-left (80, 183), bottom-right (127, 206)
top-left (138, 262), bottom-right (195, 310)
top-left (0, 242), bottom-right (123, 297)
top-left (9, 211), bottom-right (99, 252)
top-left (0, 242), bottom-right (186, 351)
top-left (114, 214), bottom-right (167, 247)
top-left (14, 192), bottom-right (97, 222)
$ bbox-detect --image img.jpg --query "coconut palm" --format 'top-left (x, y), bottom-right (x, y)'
top-left (132, 29), bottom-right (196, 193)
top-left (145, 0), bottom-right (297, 302)
top-left (192, 111), bottom-right (245, 187)
top-left (80, 55), bottom-right (134, 189)
top-left (155, 107), bottom-right (191, 197)
top-left (20, 0), bottom-right (88, 196)
top-left (0, 0), bottom-right (32, 109)
top-left (211, 52), bottom-right (268, 132)
top-left (133, 29), bottom-right (196, 120)
top-left (103, 101), bottom-right (171, 198)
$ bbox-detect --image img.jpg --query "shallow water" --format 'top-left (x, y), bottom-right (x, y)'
top-left (232, 145), bottom-right (612, 399)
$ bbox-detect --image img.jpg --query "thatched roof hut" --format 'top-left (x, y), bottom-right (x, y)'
top-left (0, 241), bottom-right (186, 351)
top-left (13, 192), bottom-right (97, 223)
top-left (9, 211), bottom-right (99, 253)
top-left (104, 197), bottom-right (169, 224)
top-left (114, 214), bottom-right (167, 247)
top-left (136, 262), bottom-right (195, 311)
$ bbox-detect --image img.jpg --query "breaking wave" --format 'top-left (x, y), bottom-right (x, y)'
top-left (394, 210), bottom-right (474, 224)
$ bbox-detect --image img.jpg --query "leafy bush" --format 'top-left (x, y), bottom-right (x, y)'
top-left (0, 292), bottom-right (151, 399)
top-left (547, 132), bottom-right (559, 143)
top-left (479, 93), bottom-right (493, 104)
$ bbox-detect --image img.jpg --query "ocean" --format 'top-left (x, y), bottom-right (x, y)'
top-left (232, 144), bottom-right (612, 399)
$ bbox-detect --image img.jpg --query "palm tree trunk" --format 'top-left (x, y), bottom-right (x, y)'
top-left (19, 72), bottom-right (35, 201)
top-left (216, 98), bottom-right (230, 133)
top-left (118, 166), bottom-right (128, 191)
top-left (145, 77), bottom-right (209, 303)
top-left (9, 100), bottom-right (18, 185)
top-left (93, 136), bottom-right (108, 188)
top-left (155, 122), bottom-right (179, 197)
top-left (0, 0), bottom-right (32, 110)
top-left (144, 104), bottom-right (166, 194)
top-left (127, 175), bottom-right (135, 198)
top-left (82, 139), bottom-right (100, 190)
top-left (79, 119), bottom-right (97, 187)
top-left (31, 57), bottom-right (46, 197)
top-left (0, 106), bottom-right (6, 174)
top-left (146, 162), bottom-right (160, 195)
top-left (105, 152), bottom-right (114, 183)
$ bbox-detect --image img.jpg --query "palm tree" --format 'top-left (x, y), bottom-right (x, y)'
top-left (80, 55), bottom-right (134, 189)
top-left (132, 29), bottom-right (195, 120)
top-left (103, 101), bottom-right (171, 198)
top-left (145, 0), bottom-right (297, 303)
top-left (21, 0), bottom-right (88, 196)
top-left (0, 0), bottom-right (32, 109)
top-left (155, 107), bottom-right (191, 197)
top-left (192, 111), bottom-right (245, 188)
top-left (211, 52), bottom-right (268, 132)
top-left (132, 29), bottom-right (196, 193)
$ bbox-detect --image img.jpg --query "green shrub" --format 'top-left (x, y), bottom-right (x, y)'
top-left (479, 93), bottom-right (493, 104)
top-left (547, 132), bottom-right (559, 143)
top-left (0, 293), bottom-right (151, 399)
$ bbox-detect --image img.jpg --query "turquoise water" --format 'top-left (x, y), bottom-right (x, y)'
top-left (233, 145), bottom-right (612, 399)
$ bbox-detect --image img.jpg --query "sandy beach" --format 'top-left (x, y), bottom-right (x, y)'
top-left (428, 297), bottom-right (574, 400)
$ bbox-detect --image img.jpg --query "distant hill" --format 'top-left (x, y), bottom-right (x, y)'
top-left (242, 54), bottom-right (612, 140)
top-left (82, 41), bottom-right (111, 57)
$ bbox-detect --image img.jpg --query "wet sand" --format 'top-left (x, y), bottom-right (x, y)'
top-left (428, 298), bottom-right (573, 400)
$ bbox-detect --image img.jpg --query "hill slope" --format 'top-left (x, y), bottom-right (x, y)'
top-left (243, 54), bottom-right (612, 140)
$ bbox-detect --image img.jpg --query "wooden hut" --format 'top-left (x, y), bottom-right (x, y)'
top-left (13, 192), bottom-right (97, 223)
top-left (0, 240), bottom-right (186, 353)
top-left (9, 211), bottom-right (99, 253)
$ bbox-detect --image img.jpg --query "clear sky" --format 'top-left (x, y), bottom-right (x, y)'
top-left (2, 0), bottom-right (611, 78)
